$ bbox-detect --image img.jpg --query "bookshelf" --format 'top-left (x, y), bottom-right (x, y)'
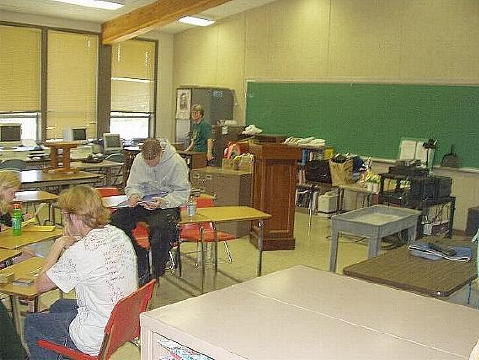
top-left (295, 146), bottom-right (334, 215)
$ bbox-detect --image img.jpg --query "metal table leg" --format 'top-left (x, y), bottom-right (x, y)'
top-left (257, 220), bottom-right (264, 277)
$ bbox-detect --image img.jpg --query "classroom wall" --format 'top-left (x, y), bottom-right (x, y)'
top-left (0, 10), bottom-right (176, 141)
top-left (172, 0), bottom-right (479, 231)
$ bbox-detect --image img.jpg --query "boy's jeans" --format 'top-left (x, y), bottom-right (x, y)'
top-left (25, 299), bottom-right (79, 360)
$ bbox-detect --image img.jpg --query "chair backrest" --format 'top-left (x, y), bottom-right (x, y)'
top-left (99, 279), bottom-right (156, 360)
top-left (197, 197), bottom-right (214, 208)
top-left (0, 159), bottom-right (26, 171)
top-left (96, 187), bottom-right (120, 197)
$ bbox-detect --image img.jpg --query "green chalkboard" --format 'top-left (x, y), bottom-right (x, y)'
top-left (246, 81), bottom-right (479, 168)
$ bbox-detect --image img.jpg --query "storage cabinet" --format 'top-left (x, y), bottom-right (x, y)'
top-left (190, 167), bottom-right (252, 236)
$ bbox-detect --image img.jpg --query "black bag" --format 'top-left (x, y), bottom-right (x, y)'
top-left (304, 160), bottom-right (332, 183)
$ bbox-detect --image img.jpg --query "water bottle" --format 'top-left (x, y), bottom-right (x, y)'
top-left (186, 197), bottom-right (197, 217)
top-left (12, 203), bottom-right (23, 236)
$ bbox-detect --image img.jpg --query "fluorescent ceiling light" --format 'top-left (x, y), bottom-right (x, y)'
top-left (178, 16), bottom-right (215, 27)
top-left (51, 0), bottom-right (125, 10)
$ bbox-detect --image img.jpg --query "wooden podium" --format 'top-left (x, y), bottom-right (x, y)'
top-left (43, 142), bottom-right (79, 173)
top-left (249, 143), bottom-right (301, 250)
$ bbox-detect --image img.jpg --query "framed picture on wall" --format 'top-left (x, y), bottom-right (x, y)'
top-left (176, 88), bottom-right (191, 120)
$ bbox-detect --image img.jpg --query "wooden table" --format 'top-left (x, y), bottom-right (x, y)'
top-left (0, 227), bottom-right (62, 249)
top-left (329, 205), bottom-right (421, 272)
top-left (343, 238), bottom-right (476, 297)
top-left (0, 248), bottom-right (21, 263)
top-left (20, 169), bottom-right (103, 191)
top-left (0, 257), bottom-right (45, 332)
top-left (141, 265), bottom-right (479, 360)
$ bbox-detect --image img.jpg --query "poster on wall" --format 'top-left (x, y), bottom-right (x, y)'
top-left (175, 88), bottom-right (191, 120)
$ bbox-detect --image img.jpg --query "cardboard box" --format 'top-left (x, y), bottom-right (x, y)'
top-left (222, 158), bottom-right (238, 170)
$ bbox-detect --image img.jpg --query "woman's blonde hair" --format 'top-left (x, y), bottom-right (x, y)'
top-left (58, 185), bottom-right (110, 228)
top-left (0, 170), bottom-right (21, 212)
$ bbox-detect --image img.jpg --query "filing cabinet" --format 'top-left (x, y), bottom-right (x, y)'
top-left (190, 167), bottom-right (252, 236)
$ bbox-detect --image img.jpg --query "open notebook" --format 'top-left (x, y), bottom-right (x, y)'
top-left (102, 192), bottom-right (168, 208)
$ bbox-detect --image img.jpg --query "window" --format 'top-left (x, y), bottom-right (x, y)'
top-left (47, 30), bottom-right (98, 140)
top-left (0, 25), bottom-right (41, 140)
top-left (111, 39), bottom-right (156, 138)
top-left (0, 113), bottom-right (39, 142)
top-left (110, 111), bottom-right (151, 140)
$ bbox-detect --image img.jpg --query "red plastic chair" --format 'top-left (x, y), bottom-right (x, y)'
top-left (179, 197), bottom-right (236, 268)
top-left (37, 279), bottom-right (156, 360)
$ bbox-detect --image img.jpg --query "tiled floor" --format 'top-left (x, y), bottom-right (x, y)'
top-left (6, 211), bottom-right (476, 359)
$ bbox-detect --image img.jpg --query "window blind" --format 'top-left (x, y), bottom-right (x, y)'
top-left (0, 25), bottom-right (41, 112)
top-left (47, 30), bottom-right (98, 139)
top-left (111, 39), bottom-right (155, 113)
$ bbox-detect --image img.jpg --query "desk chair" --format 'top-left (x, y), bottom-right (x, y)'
top-left (37, 279), bottom-right (156, 360)
top-left (0, 159), bottom-right (26, 171)
top-left (104, 153), bottom-right (124, 188)
top-left (179, 197), bottom-right (235, 273)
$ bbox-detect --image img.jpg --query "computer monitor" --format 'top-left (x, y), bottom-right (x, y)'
top-left (0, 123), bottom-right (22, 148)
top-left (103, 133), bottom-right (123, 153)
top-left (63, 127), bottom-right (87, 142)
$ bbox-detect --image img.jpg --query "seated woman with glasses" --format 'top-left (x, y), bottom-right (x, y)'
top-left (24, 185), bottom-right (137, 360)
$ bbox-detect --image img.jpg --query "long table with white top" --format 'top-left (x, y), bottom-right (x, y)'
top-left (141, 265), bottom-right (479, 359)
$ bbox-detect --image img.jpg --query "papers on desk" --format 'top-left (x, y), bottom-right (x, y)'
top-left (408, 242), bottom-right (472, 262)
top-left (102, 193), bottom-right (169, 208)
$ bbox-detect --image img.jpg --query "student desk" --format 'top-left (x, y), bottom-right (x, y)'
top-left (0, 248), bottom-right (21, 264)
top-left (0, 257), bottom-right (45, 332)
top-left (141, 265), bottom-right (479, 360)
top-left (20, 169), bottom-right (103, 191)
top-left (70, 160), bottom-right (123, 187)
top-left (343, 238), bottom-right (476, 297)
top-left (196, 206), bottom-right (271, 276)
top-left (177, 206), bottom-right (270, 294)
top-left (14, 190), bottom-right (59, 224)
top-left (0, 227), bottom-right (62, 249)
top-left (329, 205), bottom-right (421, 272)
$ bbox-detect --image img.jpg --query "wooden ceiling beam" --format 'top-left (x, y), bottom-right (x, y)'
top-left (101, 0), bottom-right (232, 44)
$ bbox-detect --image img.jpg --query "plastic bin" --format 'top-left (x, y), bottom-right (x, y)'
top-left (317, 191), bottom-right (338, 213)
